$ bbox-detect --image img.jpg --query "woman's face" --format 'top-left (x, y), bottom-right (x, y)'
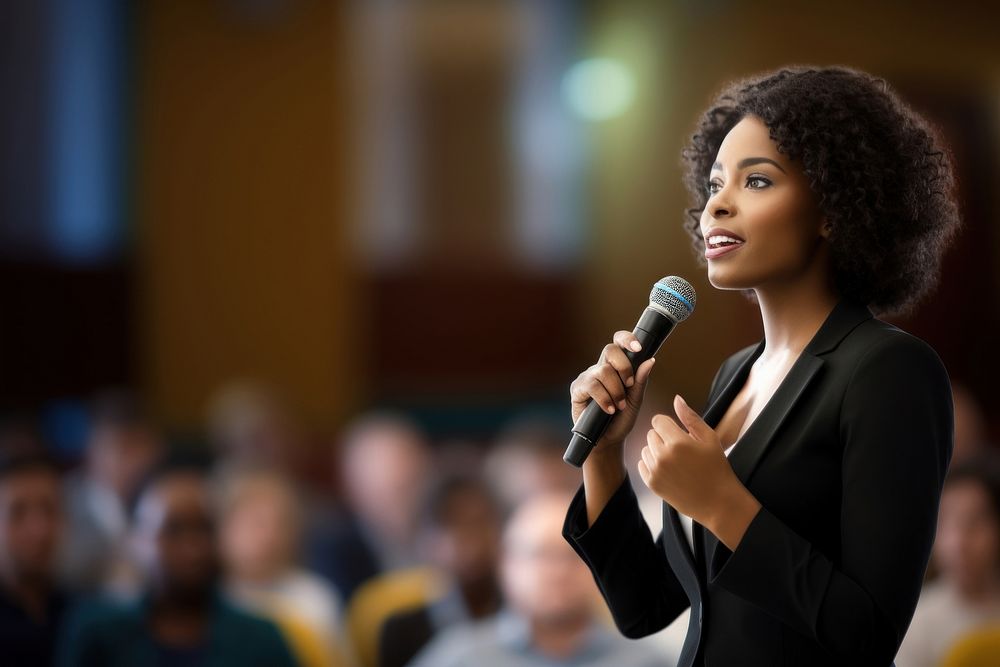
top-left (700, 115), bottom-right (828, 292)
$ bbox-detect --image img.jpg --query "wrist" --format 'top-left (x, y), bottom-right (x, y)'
top-left (706, 481), bottom-right (762, 552)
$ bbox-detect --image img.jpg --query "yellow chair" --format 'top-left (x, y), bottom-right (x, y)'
top-left (939, 624), bottom-right (1000, 667)
top-left (346, 567), bottom-right (447, 667)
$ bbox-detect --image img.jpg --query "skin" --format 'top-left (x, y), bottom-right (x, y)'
top-left (340, 420), bottom-right (431, 546)
top-left (933, 480), bottom-right (1000, 605)
top-left (131, 472), bottom-right (219, 646)
top-left (500, 493), bottom-right (598, 659)
top-left (0, 468), bottom-right (62, 621)
top-left (220, 475), bottom-right (299, 584)
top-left (572, 114), bottom-right (838, 551)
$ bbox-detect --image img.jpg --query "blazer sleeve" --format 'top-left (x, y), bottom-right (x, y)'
top-left (706, 333), bottom-right (954, 666)
top-left (562, 475), bottom-right (691, 638)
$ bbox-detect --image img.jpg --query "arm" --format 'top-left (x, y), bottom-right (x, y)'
top-left (706, 334), bottom-right (953, 665)
top-left (563, 474), bottom-right (691, 638)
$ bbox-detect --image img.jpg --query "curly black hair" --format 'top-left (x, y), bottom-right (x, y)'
top-left (680, 65), bottom-right (961, 317)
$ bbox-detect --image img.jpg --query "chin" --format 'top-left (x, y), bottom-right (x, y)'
top-left (706, 270), bottom-right (752, 292)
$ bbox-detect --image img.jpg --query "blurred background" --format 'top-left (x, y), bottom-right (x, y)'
top-left (2, 1), bottom-right (1000, 667)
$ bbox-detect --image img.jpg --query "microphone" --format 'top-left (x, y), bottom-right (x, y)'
top-left (563, 276), bottom-right (696, 467)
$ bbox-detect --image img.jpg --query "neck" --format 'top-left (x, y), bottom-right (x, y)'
top-left (754, 277), bottom-right (839, 360)
top-left (459, 577), bottom-right (501, 619)
top-left (956, 572), bottom-right (1000, 606)
top-left (148, 588), bottom-right (213, 647)
top-left (530, 613), bottom-right (591, 660)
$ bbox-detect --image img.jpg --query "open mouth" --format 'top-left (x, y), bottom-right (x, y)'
top-left (706, 234), bottom-right (745, 249)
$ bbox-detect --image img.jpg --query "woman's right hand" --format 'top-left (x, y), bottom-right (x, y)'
top-left (570, 330), bottom-right (658, 459)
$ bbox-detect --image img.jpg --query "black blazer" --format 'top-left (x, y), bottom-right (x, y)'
top-left (562, 297), bottom-right (954, 667)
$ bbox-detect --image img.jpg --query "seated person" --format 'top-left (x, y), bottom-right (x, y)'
top-left (57, 459), bottom-right (298, 667)
top-left (0, 452), bottom-right (67, 667)
top-left (406, 491), bottom-right (664, 667)
top-left (218, 468), bottom-right (348, 667)
top-left (378, 474), bottom-right (503, 667)
top-left (896, 452), bottom-right (1000, 666)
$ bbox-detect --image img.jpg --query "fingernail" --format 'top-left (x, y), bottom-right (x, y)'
top-left (630, 341), bottom-right (642, 352)
top-left (607, 405), bottom-right (616, 414)
top-left (626, 376), bottom-right (634, 387)
top-left (618, 400), bottom-right (626, 410)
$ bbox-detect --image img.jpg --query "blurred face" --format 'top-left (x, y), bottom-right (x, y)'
top-left (700, 115), bottom-right (828, 292)
top-left (133, 473), bottom-right (218, 600)
top-left (500, 494), bottom-right (596, 626)
top-left (934, 479), bottom-right (1000, 594)
top-left (0, 469), bottom-right (62, 584)
top-left (343, 426), bottom-right (430, 542)
top-left (425, 488), bottom-right (500, 585)
top-left (220, 482), bottom-right (297, 581)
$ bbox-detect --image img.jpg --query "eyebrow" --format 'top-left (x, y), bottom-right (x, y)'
top-left (711, 157), bottom-right (787, 174)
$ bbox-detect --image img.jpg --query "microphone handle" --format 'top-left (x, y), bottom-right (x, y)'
top-left (564, 309), bottom-right (675, 467)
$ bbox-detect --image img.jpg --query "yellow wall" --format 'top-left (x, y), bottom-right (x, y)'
top-left (136, 1), bottom-right (357, 429)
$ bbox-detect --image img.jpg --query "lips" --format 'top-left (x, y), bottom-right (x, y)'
top-left (703, 227), bottom-right (745, 260)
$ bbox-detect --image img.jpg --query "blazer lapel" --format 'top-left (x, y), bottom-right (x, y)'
top-left (702, 297), bottom-right (874, 487)
top-left (689, 298), bottom-right (874, 567)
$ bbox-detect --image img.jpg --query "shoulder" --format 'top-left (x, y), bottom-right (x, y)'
top-left (56, 595), bottom-right (145, 664)
top-left (64, 595), bottom-right (141, 637)
top-left (214, 596), bottom-right (296, 661)
top-left (217, 596), bottom-right (285, 637)
top-left (280, 570), bottom-right (342, 620)
top-left (838, 319), bottom-right (951, 392)
top-left (408, 616), bottom-right (502, 667)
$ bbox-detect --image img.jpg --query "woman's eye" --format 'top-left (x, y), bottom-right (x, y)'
top-left (747, 175), bottom-right (771, 189)
top-left (706, 180), bottom-right (722, 195)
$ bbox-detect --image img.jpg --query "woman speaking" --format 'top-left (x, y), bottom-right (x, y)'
top-left (562, 66), bottom-right (961, 666)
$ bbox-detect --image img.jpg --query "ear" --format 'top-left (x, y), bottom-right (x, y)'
top-left (819, 217), bottom-right (833, 239)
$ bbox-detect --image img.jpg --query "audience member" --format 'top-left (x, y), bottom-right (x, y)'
top-left (405, 491), bottom-right (664, 667)
top-left (58, 390), bottom-right (163, 591)
top-left (482, 416), bottom-right (580, 511)
top-left (0, 452), bottom-right (68, 667)
top-left (378, 474), bottom-right (503, 667)
top-left (308, 412), bottom-right (432, 602)
top-left (895, 453), bottom-right (1000, 666)
top-left (206, 381), bottom-right (307, 475)
top-left (952, 382), bottom-right (991, 465)
top-left (218, 468), bottom-right (349, 667)
top-left (57, 460), bottom-right (298, 667)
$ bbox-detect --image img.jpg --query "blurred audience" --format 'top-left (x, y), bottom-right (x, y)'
top-left (308, 412), bottom-right (432, 602)
top-left (0, 452), bottom-right (67, 667)
top-left (952, 382), bottom-right (991, 466)
top-left (207, 381), bottom-right (309, 475)
top-left (218, 468), bottom-right (349, 667)
top-left (58, 390), bottom-right (163, 592)
top-left (377, 474), bottom-right (503, 667)
top-left (482, 416), bottom-right (580, 511)
top-left (405, 491), bottom-right (664, 667)
top-left (895, 452), bottom-right (1000, 667)
top-left (58, 460), bottom-right (298, 667)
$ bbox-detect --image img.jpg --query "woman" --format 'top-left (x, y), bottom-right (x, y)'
top-left (561, 65), bottom-right (961, 667)
top-left (218, 469), bottom-right (351, 667)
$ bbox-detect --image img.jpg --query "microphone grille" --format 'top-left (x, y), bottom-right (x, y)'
top-left (650, 276), bottom-right (696, 322)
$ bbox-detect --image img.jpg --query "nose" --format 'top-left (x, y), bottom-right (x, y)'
top-left (709, 194), bottom-right (732, 219)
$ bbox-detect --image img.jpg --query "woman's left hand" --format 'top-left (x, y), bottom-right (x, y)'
top-left (638, 394), bottom-right (759, 542)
